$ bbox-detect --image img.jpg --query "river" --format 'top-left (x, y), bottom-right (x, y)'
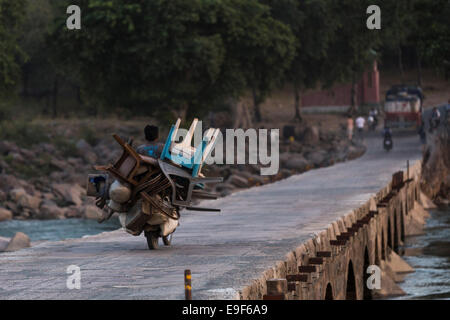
top-left (0, 218), bottom-right (121, 242)
top-left (394, 207), bottom-right (450, 300)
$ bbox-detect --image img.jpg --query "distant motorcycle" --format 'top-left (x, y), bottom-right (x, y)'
top-left (368, 116), bottom-right (377, 131)
top-left (383, 128), bottom-right (393, 152)
top-left (383, 136), bottom-right (393, 151)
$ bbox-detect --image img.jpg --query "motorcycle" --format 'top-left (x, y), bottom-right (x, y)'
top-left (368, 115), bottom-right (377, 131)
top-left (383, 131), bottom-right (393, 152)
top-left (86, 119), bottom-right (223, 250)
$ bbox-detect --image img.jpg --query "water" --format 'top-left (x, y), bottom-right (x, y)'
top-left (0, 218), bottom-right (121, 242)
top-left (395, 207), bottom-right (450, 300)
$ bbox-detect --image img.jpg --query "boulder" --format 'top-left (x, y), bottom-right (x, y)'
top-left (279, 152), bottom-right (293, 166)
top-left (9, 188), bottom-right (27, 202)
top-left (4, 232), bottom-right (31, 252)
top-left (0, 159), bottom-right (7, 173)
top-left (50, 158), bottom-right (67, 171)
top-left (0, 208), bottom-right (13, 221)
top-left (82, 151), bottom-right (98, 165)
top-left (307, 151), bottom-right (327, 167)
top-left (3, 201), bottom-right (19, 214)
top-left (284, 156), bottom-right (309, 171)
top-left (76, 139), bottom-right (92, 151)
top-left (228, 174), bottom-right (249, 188)
top-left (214, 183), bottom-right (235, 197)
top-left (347, 145), bottom-right (365, 160)
top-left (37, 200), bottom-right (65, 219)
top-left (65, 206), bottom-right (82, 218)
top-left (83, 205), bottom-right (102, 220)
top-left (302, 126), bottom-right (320, 144)
top-left (0, 236), bottom-right (10, 252)
top-left (247, 174), bottom-right (266, 186)
top-left (0, 174), bottom-right (23, 192)
top-left (20, 209), bottom-right (32, 219)
top-left (52, 183), bottom-right (84, 206)
top-left (9, 152), bottom-right (25, 163)
top-left (19, 194), bottom-right (41, 211)
top-left (37, 143), bottom-right (56, 154)
top-left (67, 157), bottom-right (83, 167)
top-left (0, 190), bottom-right (6, 202)
top-left (10, 188), bottom-right (41, 211)
top-left (0, 141), bottom-right (20, 155)
top-left (280, 168), bottom-right (293, 178)
top-left (76, 139), bottom-right (97, 164)
top-left (19, 148), bottom-right (36, 159)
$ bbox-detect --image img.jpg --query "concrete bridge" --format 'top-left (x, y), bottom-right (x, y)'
top-left (0, 134), bottom-right (427, 300)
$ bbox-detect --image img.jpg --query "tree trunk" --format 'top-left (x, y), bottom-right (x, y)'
top-left (349, 73), bottom-right (357, 115)
top-left (22, 64), bottom-right (30, 97)
top-left (294, 83), bottom-right (303, 122)
top-left (416, 48), bottom-right (423, 86)
top-left (76, 85), bottom-right (82, 106)
top-left (398, 45), bottom-right (404, 82)
top-left (252, 87), bottom-right (262, 123)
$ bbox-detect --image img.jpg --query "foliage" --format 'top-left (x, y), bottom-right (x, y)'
top-left (1, 0), bottom-right (449, 120)
top-left (0, 0), bottom-right (27, 97)
top-left (263, 0), bottom-right (338, 120)
top-left (0, 120), bottom-right (49, 147)
top-left (409, 0), bottom-right (450, 78)
top-left (49, 0), bottom-right (295, 120)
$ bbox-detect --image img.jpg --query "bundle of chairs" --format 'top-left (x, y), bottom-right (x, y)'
top-left (89, 118), bottom-right (223, 217)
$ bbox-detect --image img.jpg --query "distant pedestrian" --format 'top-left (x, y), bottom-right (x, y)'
top-left (355, 115), bottom-right (365, 140)
top-left (429, 107), bottom-right (441, 132)
top-left (347, 116), bottom-right (354, 140)
top-left (418, 121), bottom-right (426, 145)
top-left (369, 107), bottom-right (378, 129)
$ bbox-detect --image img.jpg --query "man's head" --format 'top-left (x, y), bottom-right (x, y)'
top-left (144, 125), bottom-right (159, 142)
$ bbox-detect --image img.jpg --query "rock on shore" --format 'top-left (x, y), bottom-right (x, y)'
top-left (3, 232), bottom-right (30, 252)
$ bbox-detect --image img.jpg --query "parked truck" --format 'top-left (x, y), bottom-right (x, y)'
top-left (384, 85), bottom-right (423, 129)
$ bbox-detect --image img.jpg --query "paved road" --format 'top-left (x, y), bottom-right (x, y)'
top-left (0, 134), bottom-right (422, 299)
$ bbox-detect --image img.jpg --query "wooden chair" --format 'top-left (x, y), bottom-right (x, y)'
top-left (94, 134), bottom-right (157, 186)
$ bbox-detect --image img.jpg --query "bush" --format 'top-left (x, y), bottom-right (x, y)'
top-left (79, 125), bottom-right (99, 146)
top-left (0, 120), bottom-right (49, 147)
top-left (52, 136), bottom-right (79, 158)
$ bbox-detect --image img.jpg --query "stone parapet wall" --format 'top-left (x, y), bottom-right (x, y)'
top-left (241, 160), bottom-right (425, 300)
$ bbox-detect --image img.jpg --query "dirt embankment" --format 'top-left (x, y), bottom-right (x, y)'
top-left (421, 123), bottom-right (450, 205)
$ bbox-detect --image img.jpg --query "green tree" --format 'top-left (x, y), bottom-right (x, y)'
top-left (380, 0), bottom-right (417, 82)
top-left (49, 0), bottom-right (295, 121)
top-left (234, 0), bottom-right (296, 122)
top-left (0, 0), bottom-right (26, 98)
top-left (409, 0), bottom-right (450, 82)
top-left (264, 0), bottom-right (337, 121)
top-left (325, 0), bottom-right (380, 113)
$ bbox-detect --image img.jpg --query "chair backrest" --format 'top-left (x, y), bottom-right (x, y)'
top-left (160, 119), bottom-right (220, 177)
top-left (112, 134), bottom-right (143, 185)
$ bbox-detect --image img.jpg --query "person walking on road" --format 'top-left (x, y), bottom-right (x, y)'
top-left (429, 107), bottom-right (441, 132)
top-left (347, 115), bottom-right (354, 141)
top-left (355, 115), bottom-right (365, 141)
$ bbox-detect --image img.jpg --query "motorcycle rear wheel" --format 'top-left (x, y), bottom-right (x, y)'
top-left (162, 233), bottom-right (173, 246)
top-left (144, 231), bottom-right (159, 250)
